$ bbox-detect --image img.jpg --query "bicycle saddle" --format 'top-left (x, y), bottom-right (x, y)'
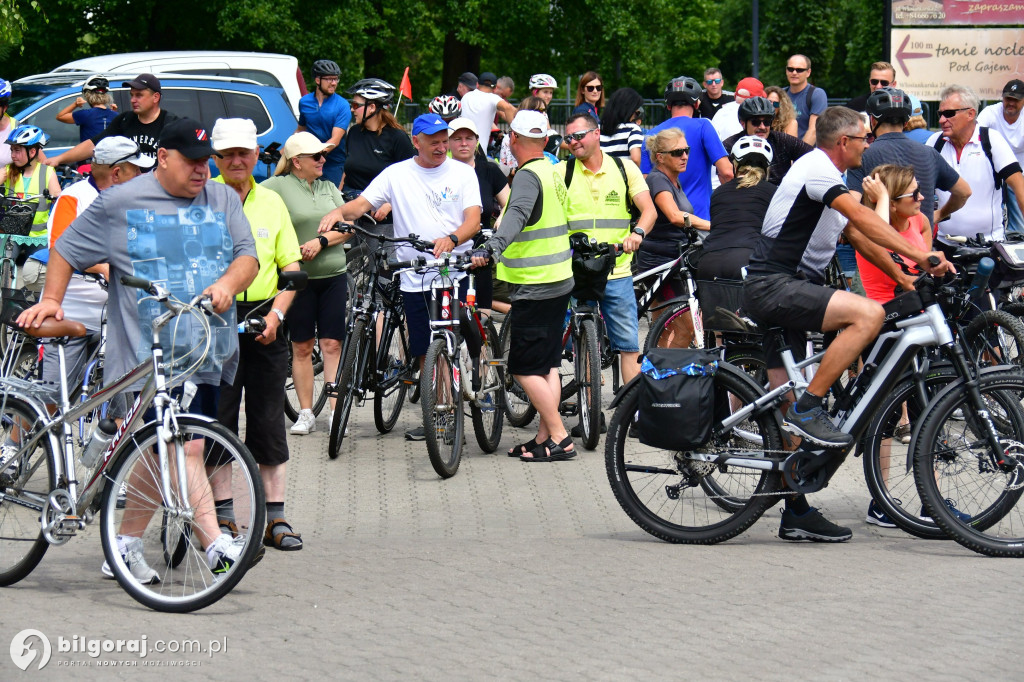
top-left (22, 318), bottom-right (87, 339)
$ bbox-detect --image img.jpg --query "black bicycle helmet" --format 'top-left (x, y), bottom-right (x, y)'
top-left (738, 96), bottom-right (776, 123)
top-left (664, 76), bottom-right (702, 107)
top-left (866, 87), bottom-right (912, 120)
top-left (346, 78), bottom-right (396, 106)
top-left (83, 75), bottom-right (109, 93)
top-left (312, 59), bottom-right (341, 79)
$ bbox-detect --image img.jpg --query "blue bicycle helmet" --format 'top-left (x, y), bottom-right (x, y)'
top-left (9, 125), bottom-right (49, 148)
top-left (0, 78), bottom-right (11, 101)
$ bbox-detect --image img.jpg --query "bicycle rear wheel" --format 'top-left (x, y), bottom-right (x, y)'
top-left (470, 318), bottom-right (504, 453)
top-left (0, 397), bottom-right (55, 586)
top-left (913, 371), bottom-right (1024, 556)
top-left (373, 312), bottom-right (410, 433)
top-left (605, 364), bottom-right (785, 544)
top-left (498, 316), bottom-right (536, 427)
top-left (422, 338), bottom-right (464, 478)
top-left (643, 301), bottom-right (696, 352)
top-left (576, 318), bottom-right (602, 450)
top-left (329, 318), bottom-right (368, 459)
top-left (100, 416), bottom-right (265, 612)
top-left (285, 339), bottom-right (327, 422)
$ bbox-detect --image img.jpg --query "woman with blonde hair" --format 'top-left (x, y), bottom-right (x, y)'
top-left (765, 86), bottom-right (798, 137)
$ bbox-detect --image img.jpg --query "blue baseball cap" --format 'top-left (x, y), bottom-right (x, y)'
top-left (412, 114), bottom-right (449, 136)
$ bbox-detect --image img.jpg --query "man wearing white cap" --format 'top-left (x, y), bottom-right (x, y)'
top-left (210, 118), bottom-right (306, 551)
top-left (470, 110), bottom-right (576, 462)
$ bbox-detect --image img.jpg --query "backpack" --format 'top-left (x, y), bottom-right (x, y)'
top-left (932, 125), bottom-right (1001, 190)
top-left (563, 155), bottom-right (641, 224)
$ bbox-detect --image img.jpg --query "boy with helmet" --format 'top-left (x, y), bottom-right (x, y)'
top-left (0, 77), bottom-right (17, 167)
top-left (722, 96), bottom-right (814, 185)
top-left (296, 59), bottom-right (351, 187)
top-left (529, 74), bottom-right (558, 105)
top-left (55, 75), bottom-right (118, 143)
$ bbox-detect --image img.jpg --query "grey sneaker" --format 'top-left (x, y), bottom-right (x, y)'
top-left (101, 535), bottom-right (160, 584)
top-left (779, 507), bottom-right (852, 542)
top-left (783, 404), bottom-right (853, 448)
top-left (405, 425), bottom-right (426, 441)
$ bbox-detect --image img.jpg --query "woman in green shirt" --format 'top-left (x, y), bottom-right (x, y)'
top-left (262, 132), bottom-right (351, 435)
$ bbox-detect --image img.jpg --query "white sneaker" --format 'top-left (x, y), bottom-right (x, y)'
top-left (0, 442), bottom-right (20, 478)
top-left (290, 409), bottom-right (316, 435)
top-left (206, 532), bottom-right (245, 575)
top-left (101, 535), bottom-right (160, 584)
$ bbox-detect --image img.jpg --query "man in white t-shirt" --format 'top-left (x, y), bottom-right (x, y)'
top-left (978, 79), bottom-right (1024, 234)
top-left (458, 72), bottom-right (516, 154)
top-left (320, 113), bottom-right (482, 439)
top-left (929, 84), bottom-right (1024, 246)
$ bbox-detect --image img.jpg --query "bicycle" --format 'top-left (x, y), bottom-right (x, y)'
top-left (324, 222), bottom-right (421, 459)
top-left (391, 251), bottom-right (504, 478)
top-left (605, 264), bottom-right (1024, 554)
top-left (0, 276), bottom-right (266, 611)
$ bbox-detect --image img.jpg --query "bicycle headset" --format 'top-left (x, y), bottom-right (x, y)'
top-left (731, 135), bottom-right (774, 166)
top-left (664, 76), bottom-right (702, 107)
top-left (738, 96), bottom-right (776, 122)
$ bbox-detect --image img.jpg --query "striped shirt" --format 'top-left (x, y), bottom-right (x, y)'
top-left (600, 123), bottom-right (644, 160)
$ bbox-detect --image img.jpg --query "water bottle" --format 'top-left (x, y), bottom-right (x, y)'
top-left (967, 257), bottom-right (995, 302)
top-left (80, 418), bottom-right (117, 468)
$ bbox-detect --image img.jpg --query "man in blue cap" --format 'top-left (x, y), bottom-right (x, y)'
top-left (319, 114), bottom-right (481, 440)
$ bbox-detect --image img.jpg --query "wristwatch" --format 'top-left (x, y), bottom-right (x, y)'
top-left (317, 235), bottom-right (329, 249)
top-left (271, 308), bottom-right (285, 324)
top-left (631, 226), bottom-right (646, 238)
top-left (448, 233), bottom-right (460, 246)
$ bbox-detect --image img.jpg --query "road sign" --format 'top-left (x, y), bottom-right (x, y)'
top-left (891, 28), bottom-right (1024, 99)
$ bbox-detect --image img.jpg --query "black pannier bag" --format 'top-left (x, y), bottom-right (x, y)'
top-left (636, 348), bottom-right (718, 450)
top-left (569, 232), bottom-right (617, 301)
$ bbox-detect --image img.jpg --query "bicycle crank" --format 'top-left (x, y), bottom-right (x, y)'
top-left (781, 449), bottom-right (839, 495)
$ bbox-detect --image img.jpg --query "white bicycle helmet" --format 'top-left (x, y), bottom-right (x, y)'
top-left (529, 73), bottom-right (558, 90)
top-left (0, 78), bottom-right (11, 100)
top-left (731, 135), bottom-right (773, 165)
top-left (346, 78), bottom-right (396, 106)
top-left (83, 75), bottom-right (109, 93)
top-left (428, 95), bottom-right (462, 119)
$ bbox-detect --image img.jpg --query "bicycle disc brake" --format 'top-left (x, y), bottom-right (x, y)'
top-left (781, 450), bottom-right (832, 494)
top-left (999, 440), bottom-right (1024, 491)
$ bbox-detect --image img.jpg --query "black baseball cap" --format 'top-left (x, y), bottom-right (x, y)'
top-left (1003, 79), bottom-right (1024, 100)
top-left (458, 72), bottom-right (478, 88)
top-left (479, 72), bottom-right (498, 87)
top-left (121, 73), bottom-right (161, 93)
top-left (158, 118), bottom-right (220, 159)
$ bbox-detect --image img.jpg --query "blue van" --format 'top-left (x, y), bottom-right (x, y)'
top-left (9, 73), bottom-right (298, 181)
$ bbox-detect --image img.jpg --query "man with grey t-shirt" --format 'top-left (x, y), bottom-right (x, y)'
top-left (20, 118), bottom-right (259, 581)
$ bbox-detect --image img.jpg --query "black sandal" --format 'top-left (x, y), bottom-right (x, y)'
top-left (521, 436), bottom-right (576, 462)
top-left (508, 438), bottom-right (542, 458)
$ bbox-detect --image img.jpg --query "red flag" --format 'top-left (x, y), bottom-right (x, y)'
top-left (399, 67), bottom-right (412, 100)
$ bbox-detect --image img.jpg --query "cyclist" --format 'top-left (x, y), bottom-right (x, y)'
top-left (20, 117), bottom-right (260, 579)
top-left (1, 125), bottom-right (62, 274)
top-left (529, 74), bottom-right (558, 106)
top-left (0, 77), bottom-right (18, 167)
top-left (722, 96), bottom-right (813, 185)
top-left (296, 59), bottom-right (350, 187)
top-left (741, 107), bottom-right (953, 542)
top-left (55, 75), bottom-right (118, 143)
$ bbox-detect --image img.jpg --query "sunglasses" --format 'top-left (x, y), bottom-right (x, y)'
top-left (298, 152), bottom-right (326, 162)
top-left (585, 85), bottom-right (603, 92)
top-left (938, 107), bottom-right (971, 119)
top-left (565, 128), bottom-right (596, 142)
top-left (633, 107), bottom-right (645, 119)
top-left (772, 101), bottom-right (780, 109)
top-left (786, 66), bottom-right (809, 73)
top-left (661, 147), bottom-right (690, 157)
top-left (869, 78), bottom-right (891, 87)
top-left (895, 188), bottom-right (923, 201)
top-left (749, 116), bottom-right (773, 128)
top-left (705, 78), bottom-right (723, 85)
top-left (351, 102), bottom-right (368, 111)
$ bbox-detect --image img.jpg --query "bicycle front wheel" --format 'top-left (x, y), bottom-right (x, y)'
top-left (913, 371), bottom-right (1024, 556)
top-left (498, 317), bottom-right (536, 427)
top-left (643, 301), bottom-right (696, 352)
top-left (576, 318), bottom-right (602, 451)
top-left (0, 397), bottom-right (55, 586)
top-left (285, 339), bottom-right (327, 422)
top-left (470, 318), bottom-right (504, 453)
top-left (373, 312), bottom-right (410, 434)
top-left (329, 318), bottom-right (368, 459)
top-left (605, 364), bottom-right (785, 544)
top-left (422, 338), bottom-right (464, 478)
top-left (100, 416), bottom-right (265, 612)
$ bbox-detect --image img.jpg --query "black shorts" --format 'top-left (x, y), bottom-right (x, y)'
top-left (403, 279), bottom-right (469, 358)
top-left (218, 330), bottom-right (290, 466)
top-left (507, 293), bottom-right (571, 376)
top-left (742, 273), bottom-right (834, 369)
top-left (287, 273), bottom-right (348, 343)
top-left (697, 248), bottom-right (753, 281)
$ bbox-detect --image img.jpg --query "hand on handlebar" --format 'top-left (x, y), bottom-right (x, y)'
top-left (373, 203), bottom-right (392, 222)
top-left (202, 282), bottom-right (235, 313)
top-left (431, 236), bottom-right (456, 258)
top-left (470, 247), bottom-right (492, 269)
top-left (318, 207), bottom-right (347, 235)
top-left (921, 252), bottom-right (956, 277)
top-left (622, 232), bottom-right (642, 254)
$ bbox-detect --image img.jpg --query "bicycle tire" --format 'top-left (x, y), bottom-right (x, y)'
top-left (605, 363), bottom-right (785, 544)
top-left (373, 312), bottom-right (410, 434)
top-left (643, 301), bottom-right (696, 352)
top-left (99, 416), bottom-right (265, 612)
top-left (861, 367), bottom-right (959, 540)
top-left (913, 371), bottom-right (1024, 556)
top-left (285, 339), bottom-right (327, 422)
top-left (0, 396), bottom-right (56, 586)
top-left (422, 338), bottom-right (464, 479)
top-left (329, 317), bottom-right (368, 459)
top-left (577, 317), bottom-right (602, 450)
top-left (471, 318), bottom-right (504, 453)
top-left (4, 341), bottom-right (40, 380)
top-left (962, 309), bottom-right (1024, 369)
top-left (498, 316), bottom-right (536, 427)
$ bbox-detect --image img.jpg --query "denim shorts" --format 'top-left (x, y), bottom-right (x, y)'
top-left (595, 275), bottom-right (639, 353)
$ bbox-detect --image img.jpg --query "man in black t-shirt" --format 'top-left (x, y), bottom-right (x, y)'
top-left (722, 96), bottom-right (813, 185)
top-left (697, 67), bottom-right (734, 120)
top-left (844, 61), bottom-right (898, 113)
top-left (47, 73), bottom-right (177, 169)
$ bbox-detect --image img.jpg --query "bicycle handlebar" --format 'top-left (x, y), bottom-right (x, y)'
top-left (331, 221), bottom-right (435, 252)
top-left (389, 252), bottom-right (475, 273)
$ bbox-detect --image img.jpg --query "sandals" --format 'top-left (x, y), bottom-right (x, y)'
top-left (520, 436), bottom-right (576, 462)
top-left (264, 518), bottom-right (303, 551)
top-left (218, 518), bottom-right (239, 538)
top-left (894, 422), bottom-right (912, 445)
top-left (508, 438), bottom-right (543, 458)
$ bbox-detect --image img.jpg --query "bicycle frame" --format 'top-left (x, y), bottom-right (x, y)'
top-left (633, 247), bottom-right (705, 349)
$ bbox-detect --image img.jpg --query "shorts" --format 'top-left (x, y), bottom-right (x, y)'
top-left (492, 276), bottom-right (513, 305)
top-left (287, 273), bottom-right (348, 343)
top-left (742, 273), bottom-right (834, 369)
top-left (696, 248), bottom-right (752, 282)
top-left (20, 259), bottom-right (46, 293)
top-left (403, 279), bottom-right (468, 358)
top-left (141, 383), bottom-right (219, 423)
top-left (218, 331), bottom-right (289, 466)
top-left (508, 293), bottom-right (572, 376)
top-left (42, 331), bottom-right (101, 390)
top-left (585, 276), bottom-right (639, 353)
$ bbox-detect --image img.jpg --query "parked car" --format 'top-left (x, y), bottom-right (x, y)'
top-left (48, 51), bottom-right (307, 115)
top-left (9, 73), bottom-right (296, 181)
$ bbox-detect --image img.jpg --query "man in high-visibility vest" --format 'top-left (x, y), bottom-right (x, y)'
top-left (472, 110), bottom-right (577, 462)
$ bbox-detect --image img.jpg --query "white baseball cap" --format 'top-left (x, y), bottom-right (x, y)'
top-left (509, 110), bottom-right (549, 139)
top-left (212, 118), bottom-right (259, 151)
top-left (447, 117), bottom-right (480, 137)
top-left (93, 136), bottom-right (155, 168)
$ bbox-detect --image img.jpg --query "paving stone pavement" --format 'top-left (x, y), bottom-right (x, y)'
top-left (3, 392), bottom-right (1022, 681)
